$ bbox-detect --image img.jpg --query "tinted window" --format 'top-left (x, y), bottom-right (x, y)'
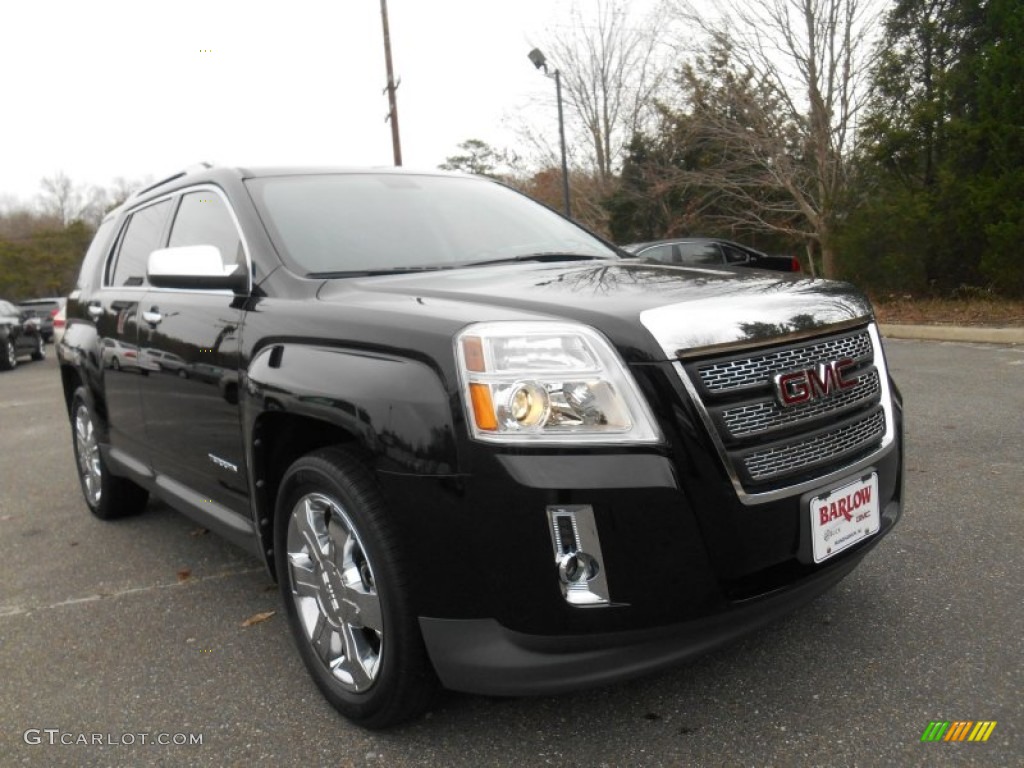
top-left (168, 191), bottom-right (245, 272)
top-left (638, 244), bottom-right (676, 263)
top-left (110, 200), bottom-right (173, 287)
top-left (677, 242), bottom-right (723, 265)
top-left (79, 219), bottom-right (118, 291)
top-left (721, 244), bottom-right (750, 264)
top-left (247, 174), bottom-right (615, 274)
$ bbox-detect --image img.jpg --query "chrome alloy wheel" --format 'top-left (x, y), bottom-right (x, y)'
top-left (74, 403), bottom-right (102, 506)
top-left (5, 339), bottom-right (15, 368)
top-left (286, 492), bottom-right (384, 692)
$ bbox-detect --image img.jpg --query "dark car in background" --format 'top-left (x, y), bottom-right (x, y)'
top-left (0, 299), bottom-right (46, 370)
top-left (19, 297), bottom-right (65, 342)
top-left (623, 237), bottom-right (801, 272)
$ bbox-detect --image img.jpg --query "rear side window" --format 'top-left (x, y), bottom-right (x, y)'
top-left (721, 244), bottom-right (750, 264)
top-left (109, 199), bottom-right (173, 287)
top-left (677, 242), bottom-right (722, 265)
top-left (638, 244), bottom-right (675, 263)
top-left (77, 219), bottom-right (117, 291)
top-left (168, 191), bottom-right (245, 272)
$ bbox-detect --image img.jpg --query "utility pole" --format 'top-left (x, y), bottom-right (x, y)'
top-left (380, 0), bottom-right (402, 166)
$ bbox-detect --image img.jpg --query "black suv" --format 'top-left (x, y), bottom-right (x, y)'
top-left (1, 299), bottom-right (46, 370)
top-left (60, 166), bottom-right (903, 728)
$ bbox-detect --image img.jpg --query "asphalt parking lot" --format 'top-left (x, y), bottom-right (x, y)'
top-left (1, 339), bottom-right (1021, 767)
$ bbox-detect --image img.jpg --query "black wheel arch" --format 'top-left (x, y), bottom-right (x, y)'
top-left (243, 342), bottom-right (462, 578)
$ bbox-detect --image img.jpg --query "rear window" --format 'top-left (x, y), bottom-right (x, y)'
top-left (18, 300), bottom-right (61, 317)
top-left (246, 174), bottom-right (614, 274)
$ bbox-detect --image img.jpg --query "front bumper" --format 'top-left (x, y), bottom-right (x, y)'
top-left (376, 343), bottom-right (904, 696)
top-left (419, 506), bottom-right (892, 696)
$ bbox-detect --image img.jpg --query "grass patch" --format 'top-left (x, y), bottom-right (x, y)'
top-left (872, 295), bottom-right (1024, 327)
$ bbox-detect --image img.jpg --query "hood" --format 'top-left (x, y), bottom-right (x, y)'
top-left (318, 261), bottom-right (873, 363)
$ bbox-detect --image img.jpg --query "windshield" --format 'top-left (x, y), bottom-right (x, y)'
top-left (245, 173), bottom-right (617, 275)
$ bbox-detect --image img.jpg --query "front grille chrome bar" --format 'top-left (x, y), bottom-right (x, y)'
top-left (673, 323), bottom-right (896, 505)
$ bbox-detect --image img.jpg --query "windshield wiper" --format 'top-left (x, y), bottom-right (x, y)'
top-left (459, 252), bottom-right (614, 268)
top-left (307, 265), bottom-right (450, 278)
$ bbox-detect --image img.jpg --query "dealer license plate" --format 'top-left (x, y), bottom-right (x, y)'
top-left (810, 473), bottom-right (880, 563)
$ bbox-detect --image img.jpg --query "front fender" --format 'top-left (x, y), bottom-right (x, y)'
top-left (244, 343), bottom-right (459, 475)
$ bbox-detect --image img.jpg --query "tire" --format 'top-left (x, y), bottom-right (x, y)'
top-left (31, 335), bottom-right (45, 361)
top-left (1, 337), bottom-right (16, 371)
top-left (275, 447), bottom-right (437, 728)
top-left (70, 387), bottom-right (149, 520)
top-left (111, 357), bottom-right (120, 370)
top-left (177, 368), bottom-right (188, 379)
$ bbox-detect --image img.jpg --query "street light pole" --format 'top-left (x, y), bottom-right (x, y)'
top-left (553, 70), bottom-right (570, 219)
top-left (528, 48), bottom-right (571, 218)
top-left (380, 0), bottom-right (402, 166)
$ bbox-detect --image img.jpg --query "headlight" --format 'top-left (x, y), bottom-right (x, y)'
top-left (455, 321), bottom-right (661, 443)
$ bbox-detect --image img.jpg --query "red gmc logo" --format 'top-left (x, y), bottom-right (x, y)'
top-left (773, 358), bottom-right (858, 407)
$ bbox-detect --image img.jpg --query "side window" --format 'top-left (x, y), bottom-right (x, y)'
top-left (639, 244), bottom-right (676, 263)
top-left (677, 242), bottom-right (723, 265)
top-left (109, 199), bottom-right (173, 287)
top-left (168, 191), bottom-right (245, 272)
top-left (722, 245), bottom-right (750, 264)
top-left (78, 218), bottom-right (117, 291)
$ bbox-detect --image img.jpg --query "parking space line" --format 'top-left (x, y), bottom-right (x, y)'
top-left (0, 566), bottom-right (265, 619)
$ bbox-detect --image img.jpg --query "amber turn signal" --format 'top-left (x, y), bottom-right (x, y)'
top-left (469, 383), bottom-right (498, 431)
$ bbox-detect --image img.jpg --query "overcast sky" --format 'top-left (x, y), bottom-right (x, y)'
top-left (2, 0), bottom-right (651, 206)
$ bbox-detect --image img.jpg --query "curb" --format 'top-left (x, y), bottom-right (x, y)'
top-left (879, 324), bottom-right (1024, 344)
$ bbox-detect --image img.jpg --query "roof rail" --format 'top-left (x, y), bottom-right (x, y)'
top-left (130, 161), bottom-right (215, 200)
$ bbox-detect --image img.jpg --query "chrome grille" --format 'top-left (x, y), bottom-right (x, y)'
top-left (721, 369), bottom-right (881, 439)
top-left (743, 409), bottom-right (886, 481)
top-left (697, 331), bottom-right (872, 393)
top-left (680, 326), bottom-right (888, 491)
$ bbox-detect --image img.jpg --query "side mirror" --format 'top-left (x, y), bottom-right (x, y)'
top-left (147, 245), bottom-right (248, 293)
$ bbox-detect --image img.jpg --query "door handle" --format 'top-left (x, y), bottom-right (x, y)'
top-left (86, 304), bottom-right (103, 320)
top-left (142, 308), bottom-right (162, 325)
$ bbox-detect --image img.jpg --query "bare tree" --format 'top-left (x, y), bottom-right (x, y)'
top-left (37, 172), bottom-right (86, 226)
top-left (668, 0), bottom-right (881, 277)
top-left (537, 0), bottom-right (670, 183)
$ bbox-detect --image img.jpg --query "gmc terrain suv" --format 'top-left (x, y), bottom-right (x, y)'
top-left (60, 166), bottom-right (903, 728)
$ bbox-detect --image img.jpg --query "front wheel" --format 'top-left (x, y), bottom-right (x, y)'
top-left (275, 447), bottom-right (437, 728)
top-left (71, 387), bottom-right (149, 519)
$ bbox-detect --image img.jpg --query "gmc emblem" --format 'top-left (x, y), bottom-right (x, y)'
top-left (773, 358), bottom-right (858, 407)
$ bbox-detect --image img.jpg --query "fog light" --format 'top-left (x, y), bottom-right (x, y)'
top-left (547, 505), bottom-right (610, 606)
top-left (558, 551), bottom-right (599, 584)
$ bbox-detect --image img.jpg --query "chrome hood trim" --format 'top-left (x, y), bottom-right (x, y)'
top-left (639, 289), bottom-right (873, 360)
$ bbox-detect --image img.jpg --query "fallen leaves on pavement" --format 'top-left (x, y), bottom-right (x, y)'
top-left (241, 610), bottom-right (276, 627)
